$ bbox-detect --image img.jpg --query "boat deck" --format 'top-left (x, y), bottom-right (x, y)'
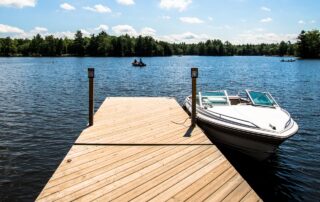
top-left (36, 97), bottom-right (261, 201)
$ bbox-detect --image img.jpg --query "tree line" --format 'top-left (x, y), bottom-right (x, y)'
top-left (0, 30), bottom-right (319, 58)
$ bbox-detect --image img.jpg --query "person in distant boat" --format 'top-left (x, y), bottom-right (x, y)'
top-left (139, 58), bottom-right (143, 63)
top-left (134, 59), bottom-right (137, 64)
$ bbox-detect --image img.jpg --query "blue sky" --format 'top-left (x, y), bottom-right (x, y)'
top-left (0, 0), bottom-right (319, 44)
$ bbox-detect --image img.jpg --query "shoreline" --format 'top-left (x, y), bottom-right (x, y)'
top-left (0, 55), bottom-right (300, 58)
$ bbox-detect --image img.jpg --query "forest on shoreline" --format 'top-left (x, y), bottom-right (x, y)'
top-left (0, 30), bottom-right (319, 58)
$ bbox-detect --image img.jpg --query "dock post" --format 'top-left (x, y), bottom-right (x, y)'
top-left (191, 68), bottom-right (198, 127)
top-left (88, 68), bottom-right (94, 126)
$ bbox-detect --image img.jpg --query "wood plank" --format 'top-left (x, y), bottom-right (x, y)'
top-left (169, 160), bottom-right (232, 201)
top-left (204, 174), bottom-right (243, 201)
top-left (240, 190), bottom-right (261, 202)
top-left (184, 167), bottom-right (236, 202)
top-left (77, 107), bottom-right (185, 142)
top-left (47, 146), bottom-right (207, 202)
top-left (148, 155), bottom-right (227, 202)
top-left (45, 134), bottom-right (208, 191)
top-left (130, 151), bottom-right (223, 202)
top-left (99, 147), bottom-right (218, 201)
top-left (78, 147), bottom-right (215, 202)
top-left (223, 181), bottom-right (252, 202)
top-left (53, 129), bottom-right (207, 178)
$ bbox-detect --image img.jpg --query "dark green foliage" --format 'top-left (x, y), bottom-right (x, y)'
top-left (0, 29), bottom-right (318, 58)
top-left (278, 41), bottom-right (288, 56)
top-left (296, 30), bottom-right (320, 58)
top-left (1, 37), bottom-right (17, 56)
top-left (73, 31), bottom-right (86, 56)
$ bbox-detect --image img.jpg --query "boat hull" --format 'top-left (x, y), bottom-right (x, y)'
top-left (132, 63), bottom-right (146, 67)
top-left (197, 119), bottom-right (284, 160)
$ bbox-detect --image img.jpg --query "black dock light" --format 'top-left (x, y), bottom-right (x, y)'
top-left (88, 68), bottom-right (94, 126)
top-left (191, 67), bottom-right (198, 79)
top-left (191, 67), bottom-right (198, 127)
top-left (88, 68), bottom-right (95, 79)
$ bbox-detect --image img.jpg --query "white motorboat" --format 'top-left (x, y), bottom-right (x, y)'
top-left (184, 90), bottom-right (299, 160)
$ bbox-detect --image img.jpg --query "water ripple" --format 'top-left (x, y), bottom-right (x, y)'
top-left (0, 56), bottom-right (320, 201)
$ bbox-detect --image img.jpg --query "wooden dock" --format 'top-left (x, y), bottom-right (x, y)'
top-left (36, 97), bottom-right (261, 201)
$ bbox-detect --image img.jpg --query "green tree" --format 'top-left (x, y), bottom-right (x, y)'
top-left (73, 31), bottom-right (85, 56)
top-left (297, 30), bottom-right (320, 58)
top-left (56, 38), bottom-right (64, 56)
top-left (278, 41), bottom-right (288, 56)
top-left (2, 37), bottom-right (17, 56)
top-left (29, 34), bottom-right (43, 56)
top-left (42, 35), bottom-right (57, 56)
top-left (97, 32), bottom-right (112, 56)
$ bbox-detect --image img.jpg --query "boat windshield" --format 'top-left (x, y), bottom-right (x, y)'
top-left (246, 90), bottom-right (278, 107)
top-left (200, 91), bottom-right (230, 106)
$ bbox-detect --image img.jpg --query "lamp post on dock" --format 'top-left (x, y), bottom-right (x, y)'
top-left (191, 67), bottom-right (198, 127)
top-left (88, 68), bottom-right (94, 126)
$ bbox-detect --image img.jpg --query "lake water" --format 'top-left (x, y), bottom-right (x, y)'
top-left (0, 56), bottom-right (319, 201)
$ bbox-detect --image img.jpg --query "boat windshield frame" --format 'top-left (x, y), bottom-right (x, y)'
top-left (245, 90), bottom-right (279, 108)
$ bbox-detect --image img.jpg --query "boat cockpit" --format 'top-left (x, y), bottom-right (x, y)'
top-left (198, 90), bottom-right (279, 108)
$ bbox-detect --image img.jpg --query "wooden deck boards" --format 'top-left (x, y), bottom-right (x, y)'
top-left (36, 97), bottom-right (261, 202)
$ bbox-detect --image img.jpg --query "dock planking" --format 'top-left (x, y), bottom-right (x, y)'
top-left (36, 97), bottom-right (261, 201)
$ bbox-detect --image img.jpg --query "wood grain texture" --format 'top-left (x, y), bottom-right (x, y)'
top-left (36, 97), bottom-right (261, 202)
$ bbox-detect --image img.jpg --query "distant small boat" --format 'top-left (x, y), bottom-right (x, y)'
top-left (281, 59), bottom-right (296, 62)
top-left (132, 59), bottom-right (146, 67)
top-left (132, 62), bottom-right (146, 67)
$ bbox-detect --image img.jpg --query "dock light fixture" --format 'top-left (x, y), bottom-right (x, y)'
top-left (88, 68), bottom-right (95, 78)
top-left (191, 67), bottom-right (198, 78)
top-left (191, 67), bottom-right (198, 127)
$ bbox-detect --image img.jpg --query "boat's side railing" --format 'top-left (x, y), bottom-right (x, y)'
top-left (198, 107), bottom-right (260, 128)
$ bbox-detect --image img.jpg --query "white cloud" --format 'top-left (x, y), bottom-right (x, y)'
top-left (32, 26), bottom-right (48, 33)
top-left (310, 20), bottom-right (316, 24)
top-left (298, 20), bottom-right (305, 24)
top-left (112, 25), bottom-right (137, 36)
top-left (180, 17), bottom-right (204, 24)
top-left (117, 0), bottom-right (134, 6)
top-left (95, 24), bottom-right (109, 32)
top-left (83, 4), bottom-right (111, 13)
top-left (60, 3), bottom-right (75, 10)
top-left (159, 0), bottom-right (192, 12)
top-left (4, 26), bottom-right (93, 39)
top-left (0, 24), bottom-right (24, 33)
top-left (260, 17), bottom-right (272, 23)
top-left (80, 29), bottom-right (91, 37)
top-left (161, 15), bottom-right (171, 20)
top-left (234, 31), bottom-right (297, 44)
top-left (52, 31), bottom-right (75, 38)
top-left (261, 6), bottom-right (271, 12)
top-left (208, 17), bottom-right (213, 21)
top-left (14, 26), bottom-right (48, 38)
top-left (159, 32), bottom-right (210, 43)
top-left (140, 27), bottom-right (156, 36)
top-left (0, 0), bottom-right (36, 8)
